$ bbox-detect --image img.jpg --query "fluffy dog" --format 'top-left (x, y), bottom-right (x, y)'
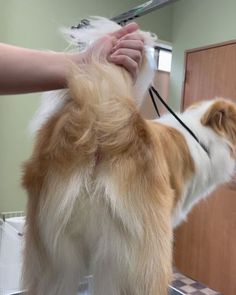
top-left (22, 18), bottom-right (236, 295)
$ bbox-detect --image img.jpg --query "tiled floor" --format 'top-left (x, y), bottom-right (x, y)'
top-left (172, 268), bottom-right (222, 295)
top-left (77, 270), bottom-right (222, 295)
top-left (3, 272), bottom-right (222, 295)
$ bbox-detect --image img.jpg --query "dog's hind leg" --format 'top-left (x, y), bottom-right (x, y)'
top-left (90, 239), bottom-right (127, 295)
top-left (89, 207), bottom-right (172, 295)
top-left (42, 238), bottom-right (87, 295)
top-left (91, 229), bottom-right (172, 295)
top-left (23, 234), bottom-right (87, 295)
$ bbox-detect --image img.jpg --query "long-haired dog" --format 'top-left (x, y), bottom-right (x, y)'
top-left (22, 18), bottom-right (236, 295)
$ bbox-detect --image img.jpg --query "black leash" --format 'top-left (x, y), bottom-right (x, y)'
top-left (149, 86), bottom-right (209, 155)
top-left (148, 88), bottom-right (160, 117)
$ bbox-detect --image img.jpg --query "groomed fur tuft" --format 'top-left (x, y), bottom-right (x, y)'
top-left (30, 17), bottom-right (157, 135)
top-left (68, 56), bottom-right (146, 156)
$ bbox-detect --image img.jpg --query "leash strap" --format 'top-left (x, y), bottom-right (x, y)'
top-left (149, 86), bottom-right (209, 155)
top-left (148, 88), bottom-right (160, 117)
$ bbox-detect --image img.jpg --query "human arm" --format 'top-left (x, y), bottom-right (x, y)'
top-left (0, 44), bottom-right (72, 94)
top-left (0, 23), bottom-right (144, 95)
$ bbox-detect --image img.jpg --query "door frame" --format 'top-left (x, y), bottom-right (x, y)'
top-left (181, 39), bottom-right (236, 111)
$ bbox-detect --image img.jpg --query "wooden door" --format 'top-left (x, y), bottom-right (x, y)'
top-left (174, 41), bottom-right (236, 295)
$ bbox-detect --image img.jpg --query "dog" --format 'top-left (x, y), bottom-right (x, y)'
top-left (22, 18), bottom-right (236, 295)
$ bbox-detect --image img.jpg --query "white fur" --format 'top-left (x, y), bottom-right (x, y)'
top-left (158, 100), bottom-right (235, 227)
top-left (29, 89), bottom-right (69, 135)
top-left (27, 169), bottom-right (148, 295)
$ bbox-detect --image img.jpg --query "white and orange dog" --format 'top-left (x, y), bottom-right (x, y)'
top-left (22, 18), bottom-right (236, 295)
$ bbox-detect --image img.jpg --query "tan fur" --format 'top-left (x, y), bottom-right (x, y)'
top-left (201, 99), bottom-right (236, 148)
top-left (22, 57), bottom-right (195, 295)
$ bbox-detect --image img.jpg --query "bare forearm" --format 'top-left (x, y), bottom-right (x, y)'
top-left (0, 43), bottom-right (80, 94)
top-left (0, 24), bottom-right (144, 95)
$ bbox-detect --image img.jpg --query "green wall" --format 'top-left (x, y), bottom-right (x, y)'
top-left (0, 0), bottom-right (172, 213)
top-left (138, 5), bottom-right (173, 42)
top-left (169, 0), bottom-right (236, 110)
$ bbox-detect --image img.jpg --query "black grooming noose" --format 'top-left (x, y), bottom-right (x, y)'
top-left (148, 86), bottom-right (209, 155)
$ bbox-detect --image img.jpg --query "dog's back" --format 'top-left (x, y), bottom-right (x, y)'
top-left (23, 46), bottom-right (236, 295)
top-left (22, 47), bottom-right (236, 295)
top-left (22, 53), bottom-right (181, 294)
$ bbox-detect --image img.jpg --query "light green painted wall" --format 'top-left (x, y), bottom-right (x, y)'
top-left (138, 5), bottom-right (173, 42)
top-left (0, 0), bottom-right (172, 212)
top-left (169, 0), bottom-right (236, 110)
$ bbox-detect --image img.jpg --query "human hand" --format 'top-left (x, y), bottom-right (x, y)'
top-left (0, 24), bottom-right (143, 95)
top-left (82, 23), bottom-right (145, 82)
top-left (108, 23), bottom-right (144, 82)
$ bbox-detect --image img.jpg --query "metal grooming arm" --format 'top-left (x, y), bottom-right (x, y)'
top-left (71, 1), bottom-right (179, 32)
top-left (111, 0), bottom-right (178, 25)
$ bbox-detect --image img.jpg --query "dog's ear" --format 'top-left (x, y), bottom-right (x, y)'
top-left (201, 99), bottom-right (236, 145)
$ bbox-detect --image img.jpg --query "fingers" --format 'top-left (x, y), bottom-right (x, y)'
top-left (119, 32), bottom-right (145, 42)
top-left (84, 22), bottom-right (144, 82)
top-left (111, 39), bottom-right (144, 53)
top-left (109, 22), bottom-right (139, 39)
top-left (85, 35), bottom-right (115, 60)
top-left (110, 48), bottom-right (142, 66)
top-left (108, 54), bottom-right (139, 82)
top-left (109, 31), bottom-right (145, 81)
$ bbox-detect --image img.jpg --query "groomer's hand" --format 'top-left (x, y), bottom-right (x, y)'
top-left (109, 23), bottom-right (144, 81)
top-left (84, 23), bottom-right (144, 82)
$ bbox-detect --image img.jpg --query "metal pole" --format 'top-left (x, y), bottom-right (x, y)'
top-left (111, 0), bottom-right (178, 25)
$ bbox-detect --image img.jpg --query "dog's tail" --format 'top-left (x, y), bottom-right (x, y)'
top-left (68, 56), bottom-right (150, 159)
